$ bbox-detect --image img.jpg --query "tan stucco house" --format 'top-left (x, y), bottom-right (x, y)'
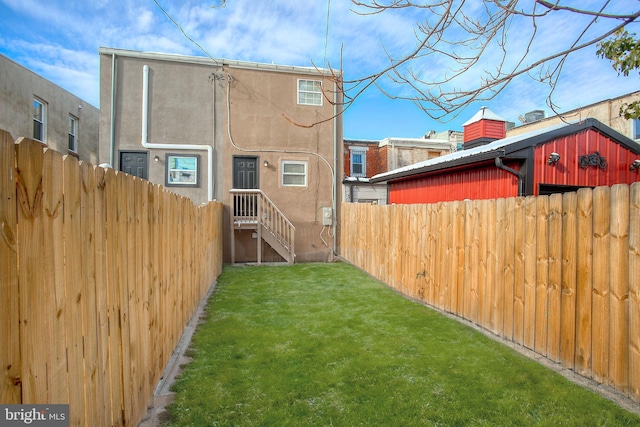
top-left (98, 48), bottom-right (342, 264)
top-left (0, 54), bottom-right (99, 163)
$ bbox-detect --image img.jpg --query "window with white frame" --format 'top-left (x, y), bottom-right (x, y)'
top-left (68, 115), bottom-right (78, 152)
top-left (166, 154), bottom-right (199, 187)
top-left (297, 79), bottom-right (322, 106)
top-left (350, 150), bottom-right (366, 177)
top-left (282, 161), bottom-right (307, 186)
top-left (33, 98), bottom-right (46, 142)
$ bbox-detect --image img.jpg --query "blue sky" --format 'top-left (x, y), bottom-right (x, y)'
top-left (1, 0), bottom-right (638, 140)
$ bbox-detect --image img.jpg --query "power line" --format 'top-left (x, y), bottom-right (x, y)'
top-left (152, 0), bottom-right (219, 65)
top-left (324, 0), bottom-right (331, 69)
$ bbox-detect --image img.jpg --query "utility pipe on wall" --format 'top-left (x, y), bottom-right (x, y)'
top-left (495, 156), bottom-right (525, 196)
top-left (109, 53), bottom-right (117, 166)
top-left (141, 64), bottom-right (215, 202)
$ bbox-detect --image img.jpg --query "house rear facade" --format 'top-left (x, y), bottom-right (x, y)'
top-left (98, 48), bottom-right (342, 263)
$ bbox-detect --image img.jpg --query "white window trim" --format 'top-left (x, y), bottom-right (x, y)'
top-left (68, 115), bottom-right (78, 152)
top-left (281, 160), bottom-right (308, 187)
top-left (33, 97), bottom-right (47, 143)
top-left (350, 149), bottom-right (367, 177)
top-left (297, 79), bottom-right (323, 106)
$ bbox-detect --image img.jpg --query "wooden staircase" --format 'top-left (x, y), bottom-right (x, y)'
top-left (230, 189), bottom-right (295, 264)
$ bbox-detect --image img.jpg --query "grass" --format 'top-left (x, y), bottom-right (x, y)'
top-left (167, 262), bottom-right (639, 426)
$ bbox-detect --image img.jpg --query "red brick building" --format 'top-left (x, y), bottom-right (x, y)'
top-left (344, 136), bottom-right (453, 203)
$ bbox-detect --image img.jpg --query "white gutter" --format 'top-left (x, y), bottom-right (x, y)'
top-left (141, 64), bottom-right (214, 202)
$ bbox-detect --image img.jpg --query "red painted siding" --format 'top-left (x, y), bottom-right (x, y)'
top-left (464, 119), bottom-right (506, 143)
top-left (389, 161), bottom-right (521, 204)
top-left (533, 129), bottom-right (640, 194)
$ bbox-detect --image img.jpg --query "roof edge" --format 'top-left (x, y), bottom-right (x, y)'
top-left (98, 47), bottom-right (336, 76)
top-left (371, 118), bottom-right (640, 184)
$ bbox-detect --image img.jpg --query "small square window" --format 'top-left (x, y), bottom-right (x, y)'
top-left (166, 154), bottom-right (199, 187)
top-left (33, 98), bottom-right (46, 142)
top-left (282, 161), bottom-right (307, 186)
top-left (68, 115), bottom-right (78, 152)
top-left (297, 79), bottom-right (323, 106)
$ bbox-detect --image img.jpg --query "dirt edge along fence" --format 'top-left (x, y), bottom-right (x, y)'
top-left (0, 130), bottom-right (224, 426)
top-left (341, 184), bottom-right (639, 405)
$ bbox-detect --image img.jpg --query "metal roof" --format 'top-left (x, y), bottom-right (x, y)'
top-left (370, 118), bottom-right (640, 183)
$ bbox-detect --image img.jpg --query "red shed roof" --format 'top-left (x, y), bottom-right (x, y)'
top-left (371, 118), bottom-right (640, 183)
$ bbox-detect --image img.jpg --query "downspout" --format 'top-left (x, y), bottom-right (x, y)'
top-left (495, 156), bottom-right (525, 196)
top-left (141, 64), bottom-right (215, 202)
top-left (109, 53), bottom-right (117, 166)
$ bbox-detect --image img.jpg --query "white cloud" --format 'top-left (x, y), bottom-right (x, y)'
top-left (1, 0), bottom-right (638, 137)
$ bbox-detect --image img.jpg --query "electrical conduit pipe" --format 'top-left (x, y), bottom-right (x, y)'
top-left (142, 64), bottom-right (215, 202)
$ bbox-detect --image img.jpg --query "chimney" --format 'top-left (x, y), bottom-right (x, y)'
top-left (462, 106), bottom-right (507, 149)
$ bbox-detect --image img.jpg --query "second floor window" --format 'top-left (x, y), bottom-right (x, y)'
top-left (68, 115), bottom-right (78, 152)
top-left (298, 79), bottom-right (322, 106)
top-left (351, 151), bottom-right (366, 177)
top-left (33, 98), bottom-right (46, 142)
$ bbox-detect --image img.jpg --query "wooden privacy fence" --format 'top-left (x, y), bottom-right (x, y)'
top-left (0, 130), bottom-right (224, 426)
top-left (341, 183), bottom-right (639, 404)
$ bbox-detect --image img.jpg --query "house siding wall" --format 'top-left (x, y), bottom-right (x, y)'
top-left (533, 129), bottom-right (640, 194)
top-left (389, 161), bottom-right (520, 204)
top-left (507, 91), bottom-right (640, 142)
top-left (99, 50), bottom-right (342, 263)
top-left (1, 54), bottom-right (99, 162)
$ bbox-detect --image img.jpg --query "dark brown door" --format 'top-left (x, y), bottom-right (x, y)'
top-left (233, 156), bottom-right (258, 189)
top-left (233, 156), bottom-right (258, 217)
top-left (120, 151), bottom-right (148, 179)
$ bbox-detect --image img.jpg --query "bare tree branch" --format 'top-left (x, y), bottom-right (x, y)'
top-left (331, 0), bottom-right (640, 123)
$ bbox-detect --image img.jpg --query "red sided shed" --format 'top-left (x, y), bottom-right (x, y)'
top-left (371, 117), bottom-right (640, 204)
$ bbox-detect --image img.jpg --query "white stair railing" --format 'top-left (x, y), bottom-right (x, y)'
top-left (230, 189), bottom-right (295, 263)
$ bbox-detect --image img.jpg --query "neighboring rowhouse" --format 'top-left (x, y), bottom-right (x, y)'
top-left (507, 90), bottom-right (640, 143)
top-left (0, 54), bottom-right (99, 163)
top-left (343, 136), bottom-right (453, 204)
top-left (98, 48), bottom-right (342, 263)
top-left (371, 107), bottom-right (640, 204)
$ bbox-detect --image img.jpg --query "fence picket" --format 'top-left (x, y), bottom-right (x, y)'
top-left (575, 188), bottom-right (593, 377)
top-left (513, 198), bottom-right (526, 345)
top-left (503, 198), bottom-right (516, 342)
top-left (547, 193), bottom-right (563, 363)
top-left (629, 182), bottom-right (640, 402)
top-left (560, 191), bottom-right (578, 369)
top-left (535, 196), bottom-right (549, 356)
top-left (609, 184), bottom-right (629, 394)
top-left (592, 186), bottom-right (610, 383)
top-left (15, 138), bottom-right (48, 404)
top-left (0, 130), bottom-right (20, 404)
top-left (523, 196), bottom-right (537, 350)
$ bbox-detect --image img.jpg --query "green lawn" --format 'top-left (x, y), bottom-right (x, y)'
top-left (167, 262), bottom-right (639, 426)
